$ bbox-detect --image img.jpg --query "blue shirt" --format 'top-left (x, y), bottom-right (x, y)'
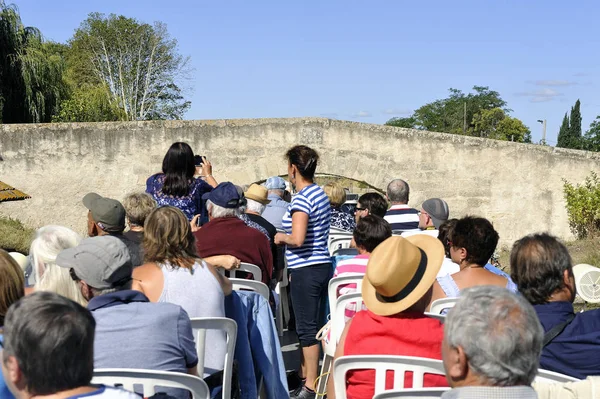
top-left (262, 194), bottom-right (289, 230)
top-left (534, 301), bottom-right (600, 379)
top-left (282, 184), bottom-right (331, 268)
top-left (0, 335), bottom-right (15, 399)
top-left (146, 173), bottom-right (213, 221)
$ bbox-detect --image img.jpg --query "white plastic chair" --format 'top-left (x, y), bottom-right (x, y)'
top-left (275, 255), bottom-right (290, 336)
top-left (230, 278), bottom-right (270, 301)
top-left (190, 317), bottom-right (237, 399)
top-left (328, 275), bottom-right (365, 329)
top-left (373, 388), bottom-right (449, 398)
top-left (429, 297), bottom-right (458, 315)
top-left (218, 262), bottom-right (263, 282)
top-left (535, 368), bottom-right (580, 383)
top-left (332, 247), bottom-right (359, 257)
top-left (333, 292), bottom-right (365, 344)
top-left (423, 312), bottom-right (446, 323)
top-left (329, 237), bottom-right (353, 255)
top-left (332, 355), bottom-right (446, 399)
top-left (92, 368), bottom-right (210, 399)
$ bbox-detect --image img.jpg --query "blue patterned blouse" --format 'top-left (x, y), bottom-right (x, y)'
top-left (330, 208), bottom-right (356, 232)
top-left (146, 173), bottom-right (213, 221)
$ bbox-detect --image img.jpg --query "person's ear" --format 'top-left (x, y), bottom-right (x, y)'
top-left (79, 281), bottom-right (92, 301)
top-left (457, 247), bottom-right (467, 263)
top-left (4, 355), bottom-right (24, 390)
top-left (445, 345), bottom-right (469, 382)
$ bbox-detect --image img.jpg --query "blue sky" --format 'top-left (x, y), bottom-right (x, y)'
top-left (15, 0), bottom-right (600, 144)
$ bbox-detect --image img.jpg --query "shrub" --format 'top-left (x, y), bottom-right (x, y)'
top-left (563, 172), bottom-right (600, 239)
top-left (0, 216), bottom-right (34, 254)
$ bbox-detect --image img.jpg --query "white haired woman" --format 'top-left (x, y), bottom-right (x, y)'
top-left (30, 225), bottom-right (86, 306)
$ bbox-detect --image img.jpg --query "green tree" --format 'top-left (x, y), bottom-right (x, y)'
top-left (52, 84), bottom-right (125, 122)
top-left (557, 113), bottom-right (570, 148)
top-left (0, 1), bottom-right (67, 123)
top-left (569, 99), bottom-right (582, 148)
top-left (384, 116), bottom-right (416, 128)
top-left (471, 108), bottom-right (531, 143)
top-left (563, 172), bottom-right (600, 238)
top-left (67, 13), bottom-right (191, 121)
top-left (583, 116), bottom-right (600, 152)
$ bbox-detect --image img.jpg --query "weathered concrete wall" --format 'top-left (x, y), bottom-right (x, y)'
top-left (1, 117), bottom-right (599, 246)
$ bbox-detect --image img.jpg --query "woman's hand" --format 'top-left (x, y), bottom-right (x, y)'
top-left (275, 232), bottom-right (287, 245)
top-left (190, 215), bottom-right (201, 232)
top-left (220, 255), bottom-right (241, 271)
top-left (200, 156), bottom-right (212, 177)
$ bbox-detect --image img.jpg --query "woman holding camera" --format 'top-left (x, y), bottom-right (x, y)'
top-left (146, 142), bottom-right (217, 222)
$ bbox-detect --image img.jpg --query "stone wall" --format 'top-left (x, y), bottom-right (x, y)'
top-left (1, 117), bottom-right (599, 246)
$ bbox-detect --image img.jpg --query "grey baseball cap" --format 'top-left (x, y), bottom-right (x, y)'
top-left (422, 198), bottom-right (449, 229)
top-left (56, 236), bottom-right (132, 289)
top-left (83, 193), bottom-right (126, 232)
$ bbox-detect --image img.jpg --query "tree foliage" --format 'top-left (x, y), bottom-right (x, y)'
top-left (563, 172), bottom-right (600, 239)
top-left (557, 100), bottom-right (583, 150)
top-left (385, 86), bottom-right (530, 143)
top-left (583, 116), bottom-right (600, 152)
top-left (0, 1), bottom-right (67, 123)
top-left (67, 13), bottom-right (191, 121)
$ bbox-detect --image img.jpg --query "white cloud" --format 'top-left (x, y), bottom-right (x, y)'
top-left (515, 88), bottom-right (563, 103)
top-left (533, 80), bottom-right (577, 87)
top-left (352, 111), bottom-right (372, 118)
top-left (382, 108), bottom-right (412, 116)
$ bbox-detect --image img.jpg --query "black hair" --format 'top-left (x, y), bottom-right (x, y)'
top-left (510, 233), bottom-right (573, 305)
top-left (353, 215), bottom-right (392, 252)
top-left (451, 216), bottom-right (499, 266)
top-left (285, 145), bottom-right (319, 180)
top-left (358, 192), bottom-right (388, 218)
top-left (161, 142), bottom-right (196, 197)
top-left (438, 218), bottom-right (458, 257)
top-left (2, 291), bottom-right (96, 396)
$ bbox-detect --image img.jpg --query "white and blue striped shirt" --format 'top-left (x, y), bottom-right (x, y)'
top-left (282, 184), bottom-right (331, 269)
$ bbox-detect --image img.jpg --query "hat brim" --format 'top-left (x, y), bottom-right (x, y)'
top-left (361, 234), bottom-right (444, 316)
top-left (245, 193), bottom-right (271, 205)
top-left (202, 192), bottom-right (212, 201)
top-left (82, 192), bottom-right (101, 210)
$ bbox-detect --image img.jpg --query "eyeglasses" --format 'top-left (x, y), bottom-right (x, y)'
top-left (355, 207), bottom-right (367, 212)
top-left (69, 268), bottom-right (80, 282)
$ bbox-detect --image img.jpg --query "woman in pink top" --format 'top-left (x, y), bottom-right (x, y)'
top-left (333, 215), bottom-right (392, 319)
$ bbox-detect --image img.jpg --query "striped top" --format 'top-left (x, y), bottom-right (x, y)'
top-left (282, 184), bottom-right (331, 269)
top-left (333, 254), bottom-right (370, 319)
top-left (384, 204), bottom-right (420, 232)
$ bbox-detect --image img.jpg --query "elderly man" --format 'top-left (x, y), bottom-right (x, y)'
top-left (510, 233), bottom-right (600, 379)
top-left (354, 192), bottom-right (388, 223)
top-left (83, 192), bottom-right (143, 267)
top-left (262, 176), bottom-right (290, 229)
top-left (402, 198), bottom-right (449, 238)
top-left (195, 182), bottom-right (273, 284)
top-left (383, 178), bottom-right (419, 232)
top-left (2, 291), bottom-right (139, 399)
top-left (442, 285), bottom-right (543, 399)
top-left (56, 236), bottom-right (199, 392)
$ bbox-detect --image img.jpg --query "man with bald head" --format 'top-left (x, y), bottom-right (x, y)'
top-left (383, 178), bottom-right (419, 232)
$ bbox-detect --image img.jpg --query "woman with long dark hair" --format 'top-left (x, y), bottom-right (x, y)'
top-left (146, 142), bottom-right (218, 221)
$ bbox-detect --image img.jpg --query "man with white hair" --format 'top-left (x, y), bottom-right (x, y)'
top-left (442, 285), bottom-right (543, 398)
top-left (383, 178), bottom-right (419, 232)
top-left (194, 182), bottom-right (273, 284)
top-left (261, 176), bottom-right (289, 229)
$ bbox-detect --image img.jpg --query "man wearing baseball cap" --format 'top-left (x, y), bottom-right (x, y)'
top-left (83, 192), bottom-right (143, 266)
top-left (195, 182), bottom-right (273, 284)
top-left (56, 236), bottom-right (199, 388)
top-left (402, 198), bottom-right (450, 239)
top-left (261, 176), bottom-right (290, 230)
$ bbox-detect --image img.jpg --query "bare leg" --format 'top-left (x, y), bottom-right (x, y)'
top-left (302, 344), bottom-right (320, 390)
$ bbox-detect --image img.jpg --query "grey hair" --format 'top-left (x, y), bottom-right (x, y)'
top-left (246, 198), bottom-right (266, 215)
top-left (445, 286), bottom-right (543, 386)
top-left (30, 225), bottom-right (87, 306)
top-left (207, 200), bottom-right (239, 218)
top-left (267, 189), bottom-right (284, 197)
top-left (90, 280), bottom-right (132, 297)
top-left (386, 179), bottom-right (410, 203)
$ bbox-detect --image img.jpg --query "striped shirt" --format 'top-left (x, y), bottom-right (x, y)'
top-left (384, 204), bottom-right (420, 232)
top-left (333, 254), bottom-right (370, 319)
top-left (282, 184), bottom-right (331, 269)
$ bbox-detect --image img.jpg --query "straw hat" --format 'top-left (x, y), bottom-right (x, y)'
top-left (362, 235), bottom-right (444, 316)
top-left (244, 184), bottom-right (271, 205)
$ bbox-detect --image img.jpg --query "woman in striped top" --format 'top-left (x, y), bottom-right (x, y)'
top-left (275, 145), bottom-right (331, 399)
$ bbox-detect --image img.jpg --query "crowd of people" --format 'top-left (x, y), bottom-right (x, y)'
top-left (2, 141), bottom-right (599, 399)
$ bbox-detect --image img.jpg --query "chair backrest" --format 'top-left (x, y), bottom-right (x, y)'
top-left (190, 317), bottom-right (237, 399)
top-left (332, 292), bottom-right (364, 344)
top-left (373, 388), bottom-right (449, 399)
top-left (329, 237), bottom-right (353, 254)
top-left (332, 355), bottom-right (446, 399)
top-left (429, 297), bottom-right (458, 315)
top-left (332, 247), bottom-right (359, 257)
top-left (230, 278), bottom-right (270, 301)
top-left (223, 262), bottom-right (262, 282)
top-left (423, 312), bottom-right (446, 323)
top-left (328, 275), bottom-right (364, 317)
top-left (92, 368), bottom-right (210, 399)
top-left (534, 368), bottom-right (580, 383)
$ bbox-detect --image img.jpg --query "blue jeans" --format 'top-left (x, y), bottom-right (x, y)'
top-left (289, 263), bottom-right (332, 347)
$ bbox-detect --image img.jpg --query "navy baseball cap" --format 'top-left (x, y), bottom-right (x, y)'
top-left (202, 182), bottom-right (240, 209)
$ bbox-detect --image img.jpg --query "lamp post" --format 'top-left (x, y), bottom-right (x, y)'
top-left (537, 119), bottom-right (547, 144)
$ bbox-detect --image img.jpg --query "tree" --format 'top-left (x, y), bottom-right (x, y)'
top-left (583, 116), bottom-right (600, 152)
top-left (52, 84), bottom-right (125, 122)
top-left (384, 116), bottom-right (416, 128)
top-left (0, 1), bottom-right (67, 123)
top-left (471, 108), bottom-right (531, 143)
top-left (557, 113), bottom-right (570, 148)
top-left (67, 13), bottom-right (191, 121)
top-left (569, 99), bottom-right (582, 148)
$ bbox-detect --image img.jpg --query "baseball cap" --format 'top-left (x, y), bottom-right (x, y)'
top-left (263, 176), bottom-right (286, 190)
top-left (83, 193), bottom-right (126, 232)
top-left (422, 198), bottom-right (450, 229)
top-left (56, 236), bottom-right (132, 289)
top-left (202, 182), bottom-right (241, 209)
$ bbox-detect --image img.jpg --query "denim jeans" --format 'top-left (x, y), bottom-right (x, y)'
top-left (225, 291), bottom-right (288, 399)
top-left (289, 263), bottom-right (333, 347)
